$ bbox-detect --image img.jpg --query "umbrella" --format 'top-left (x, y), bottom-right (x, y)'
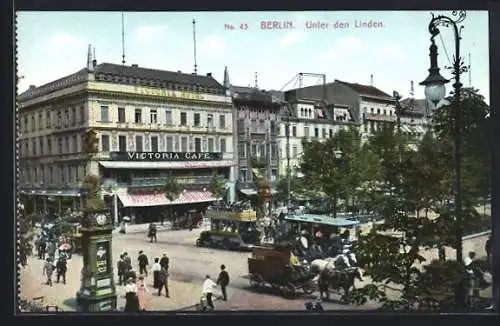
top-left (59, 243), bottom-right (71, 251)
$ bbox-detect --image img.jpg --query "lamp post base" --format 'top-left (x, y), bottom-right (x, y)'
top-left (76, 291), bottom-right (117, 312)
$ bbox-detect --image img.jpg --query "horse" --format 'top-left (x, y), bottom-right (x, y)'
top-left (318, 267), bottom-right (358, 303)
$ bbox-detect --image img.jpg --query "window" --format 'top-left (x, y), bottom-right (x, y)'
top-left (270, 121), bottom-right (276, 134)
top-left (100, 135), bottom-right (109, 152)
top-left (47, 137), bottom-right (51, 155)
top-left (239, 169), bottom-right (248, 182)
top-left (151, 136), bottom-right (158, 152)
top-left (39, 138), bottom-right (44, 155)
top-left (194, 113), bottom-right (201, 126)
top-left (251, 144), bottom-right (257, 156)
top-left (24, 116), bottom-right (28, 132)
top-left (72, 135), bottom-right (78, 152)
top-left (65, 136), bottom-right (70, 152)
top-left (135, 109), bottom-right (142, 123)
top-left (165, 109), bottom-right (172, 124)
top-left (207, 138), bottom-right (214, 152)
top-left (150, 109), bottom-right (158, 124)
top-left (49, 166), bottom-right (53, 184)
top-left (100, 106), bottom-right (109, 122)
top-left (165, 136), bottom-right (174, 151)
top-left (304, 126), bottom-right (309, 137)
top-left (292, 126), bottom-right (297, 137)
top-left (180, 137), bottom-right (188, 151)
top-left (31, 116), bottom-right (35, 131)
top-left (118, 135), bottom-right (127, 151)
top-left (238, 143), bottom-right (246, 158)
top-left (377, 108), bottom-right (380, 114)
top-left (383, 109), bottom-right (387, 115)
top-left (220, 138), bottom-right (227, 153)
top-left (292, 146), bottom-right (298, 157)
top-left (57, 111), bottom-right (62, 127)
top-left (194, 138), bottom-right (202, 152)
top-left (389, 110), bottom-right (393, 116)
top-left (329, 129), bottom-right (333, 138)
top-left (207, 114), bottom-right (214, 127)
top-left (271, 143), bottom-right (277, 159)
top-left (219, 114), bottom-right (226, 128)
top-left (71, 107), bottom-right (76, 126)
top-left (314, 128), bottom-right (319, 137)
top-left (322, 128), bottom-right (327, 138)
top-left (135, 135), bottom-right (143, 152)
top-left (32, 139), bottom-right (36, 155)
top-left (64, 109), bottom-right (69, 126)
top-left (118, 107), bottom-right (126, 123)
top-left (271, 169), bottom-right (277, 182)
top-left (370, 108), bottom-right (374, 114)
top-left (80, 106), bottom-right (85, 124)
top-left (180, 112), bottom-right (187, 126)
top-left (38, 113), bottom-right (43, 130)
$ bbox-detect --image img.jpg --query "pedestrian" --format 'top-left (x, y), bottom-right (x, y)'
top-left (38, 238), bottom-right (47, 260)
top-left (124, 277), bottom-right (139, 312)
top-left (117, 254), bottom-right (127, 285)
top-left (138, 251), bottom-right (149, 276)
top-left (151, 258), bottom-right (161, 289)
top-left (56, 255), bottom-right (67, 284)
top-left (123, 252), bottom-right (132, 271)
top-left (202, 275), bottom-right (216, 310)
top-left (159, 253), bottom-right (169, 272)
top-left (485, 235), bottom-right (492, 268)
top-left (137, 276), bottom-right (150, 311)
top-left (42, 257), bottom-right (54, 286)
top-left (216, 264), bottom-right (230, 301)
top-left (148, 223), bottom-right (157, 243)
top-left (158, 266), bottom-right (169, 297)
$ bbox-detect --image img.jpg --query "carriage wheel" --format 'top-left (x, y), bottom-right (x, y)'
top-left (281, 283), bottom-right (296, 299)
top-left (250, 274), bottom-right (264, 289)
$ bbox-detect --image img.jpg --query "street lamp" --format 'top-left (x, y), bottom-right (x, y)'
top-left (420, 10), bottom-right (468, 309)
top-left (332, 147), bottom-right (343, 219)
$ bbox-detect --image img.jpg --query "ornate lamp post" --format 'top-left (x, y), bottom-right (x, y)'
top-left (332, 149), bottom-right (343, 219)
top-left (419, 10), bottom-right (468, 309)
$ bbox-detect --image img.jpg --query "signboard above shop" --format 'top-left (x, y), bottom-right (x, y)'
top-left (110, 152), bottom-right (223, 161)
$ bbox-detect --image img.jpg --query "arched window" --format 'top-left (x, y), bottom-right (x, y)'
top-left (301, 108), bottom-right (304, 116)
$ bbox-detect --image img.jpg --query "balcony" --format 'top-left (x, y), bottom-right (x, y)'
top-left (364, 113), bottom-right (396, 123)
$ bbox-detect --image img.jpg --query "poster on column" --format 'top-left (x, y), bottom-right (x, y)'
top-left (96, 241), bottom-right (110, 276)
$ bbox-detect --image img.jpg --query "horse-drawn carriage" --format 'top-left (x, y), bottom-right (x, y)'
top-left (247, 246), bottom-right (317, 298)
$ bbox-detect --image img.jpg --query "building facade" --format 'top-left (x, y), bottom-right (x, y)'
top-left (399, 98), bottom-right (429, 137)
top-left (223, 67), bottom-right (282, 198)
top-left (19, 49), bottom-right (235, 222)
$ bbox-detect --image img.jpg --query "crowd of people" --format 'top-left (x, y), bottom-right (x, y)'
top-left (115, 250), bottom-right (231, 312)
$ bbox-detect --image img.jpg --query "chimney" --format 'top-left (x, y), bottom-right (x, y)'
top-left (410, 80), bottom-right (415, 98)
top-left (29, 85), bottom-right (36, 90)
top-left (87, 44), bottom-right (93, 71)
top-left (131, 64), bottom-right (138, 68)
top-left (206, 72), bottom-right (212, 77)
top-left (370, 74), bottom-right (373, 86)
top-left (92, 47), bottom-right (97, 68)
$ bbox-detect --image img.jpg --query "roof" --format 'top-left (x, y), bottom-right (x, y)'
top-left (400, 98), bottom-right (429, 116)
top-left (284, 213), bottom-right (360, 227)
top-left (94, 63), bottom-right (225, 94)
top-left (335, 80), bottom-right (392, 98)
top-left (232, 85), bottom-right (281, 104)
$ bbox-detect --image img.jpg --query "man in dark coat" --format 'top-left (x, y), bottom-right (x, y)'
top-left (216, 264), bottom-right (230, 301)
top-left (158, 267), bottom-right (169, 297)
top-left (148, 223), bottom-right (157, 243)
top-left (138, 251), bottom-right (149, 276)
top-left (117, 255), bottom-right (127, 285)
top-left (123, 252), bottom-right (132, 271)
top-left (56, 255), bottom-right (67, 284)
top-left (159, 253), bottom-right (169, 272)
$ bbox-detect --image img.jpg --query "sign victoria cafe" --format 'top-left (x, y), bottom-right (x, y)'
top-left (110, 151), bottom-right (223, 161)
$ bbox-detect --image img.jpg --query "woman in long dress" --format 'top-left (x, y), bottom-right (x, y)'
top-left (124, 278), bottom-right (139, 312)
top-left (151, 258), bottom-right (161, 289)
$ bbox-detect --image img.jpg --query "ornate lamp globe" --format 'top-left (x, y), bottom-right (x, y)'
top-left (420, 40), bottom-right (450, 105)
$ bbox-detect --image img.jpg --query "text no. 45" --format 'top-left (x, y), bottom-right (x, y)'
top-left (224, 23), bottom-right (249, 31)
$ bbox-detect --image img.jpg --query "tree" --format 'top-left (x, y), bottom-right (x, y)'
top-left (210, 172), bottom-right (226, 203)
top-left (18, 204), bottom-right (35, 267)
top-left (164, 172), bottom-right (181, 221)
top-left (299, 127), bottom-right (363, 217)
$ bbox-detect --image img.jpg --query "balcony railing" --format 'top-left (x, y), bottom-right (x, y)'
top-left (364, 113), bottom-right (396, 122)
top-left (126, 175), bottom-right (227, 188)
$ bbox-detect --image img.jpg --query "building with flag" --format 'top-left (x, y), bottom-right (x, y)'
top-left (222, 67), bottom-right (282, 201)
top-left (18, 46), bottom-right (236, 223)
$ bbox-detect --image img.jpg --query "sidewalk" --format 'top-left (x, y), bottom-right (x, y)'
top-left (19, 255), bottom-right (203, 311)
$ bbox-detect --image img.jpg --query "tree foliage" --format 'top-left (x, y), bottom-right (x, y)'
top-left (210, 173), bottom-right (226, 201)
top-left (164, 172), bottom-right (181, 201)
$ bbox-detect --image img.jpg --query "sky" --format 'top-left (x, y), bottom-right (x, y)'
top-left (17, 11), bottom-right (490, 103)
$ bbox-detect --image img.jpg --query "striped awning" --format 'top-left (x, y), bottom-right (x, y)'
top-left (118, 190), bottom-right (217, 207)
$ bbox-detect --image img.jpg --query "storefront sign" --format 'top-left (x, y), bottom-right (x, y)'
top-left (134, 86), bottom-right (204, 100)
top-left (110, 152), bottom-right (222, 161)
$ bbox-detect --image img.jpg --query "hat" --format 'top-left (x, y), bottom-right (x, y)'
top-left (139, 250), bottom-right (143, 254)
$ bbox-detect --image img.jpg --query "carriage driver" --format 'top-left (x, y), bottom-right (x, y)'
top-left (289, 250), bottom-right (306, 278)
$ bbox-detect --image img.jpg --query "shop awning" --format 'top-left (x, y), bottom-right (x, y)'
top-left (117, 190), bottom-right (217, 207)
top-left (99, 160), bottom-right (233, 169)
